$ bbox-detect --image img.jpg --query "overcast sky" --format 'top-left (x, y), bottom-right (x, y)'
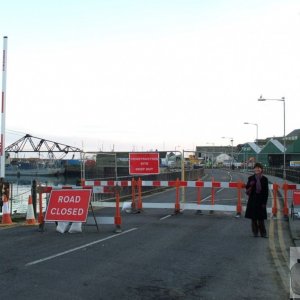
top-left (1, 0), bottom-right (300, 153)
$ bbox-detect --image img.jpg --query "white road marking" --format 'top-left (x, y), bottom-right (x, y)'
top-left (160, 215), bottom-right (172, 221)
top-left (25, 227), bottom-right (138, 267)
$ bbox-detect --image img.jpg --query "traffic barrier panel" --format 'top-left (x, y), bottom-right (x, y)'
top-left (1, 195), bottom-right (13, 225)
top-left (26, 195), bottom-right (37, 225)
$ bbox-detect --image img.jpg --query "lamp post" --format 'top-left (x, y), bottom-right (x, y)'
top-left (243, 122), bottom-right (258, 143)
top-left (221, 137), bottom-right (234, 167)
top-left (206, 143), bottom-right (215, 174)
top-left (258, 95), bottom-right (286, 179)
top-left (244, 122), bottom-right (259, 162)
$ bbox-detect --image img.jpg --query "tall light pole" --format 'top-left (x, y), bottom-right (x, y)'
top-left (243, 122), bottom-right (258, 143)
top-left (222, 137), bottom-right (234, 167)
top-left (258, 95), bottom-right (286, 179)
top-left (1, 36), bottom-right (8, 180)
top-left (206, 143), bottom-right (215, 173)
top-left (244, 122), bottom-right (259, 161)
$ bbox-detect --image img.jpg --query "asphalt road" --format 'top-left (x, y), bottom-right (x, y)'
top-left (0, 169), bottom-right (291, 299)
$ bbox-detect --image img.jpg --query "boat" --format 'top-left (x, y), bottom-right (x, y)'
top-left (5, 159), bottom-right (65, 177)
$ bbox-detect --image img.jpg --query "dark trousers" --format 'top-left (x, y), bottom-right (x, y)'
top-left (251, 219), bottom-right (267, 236)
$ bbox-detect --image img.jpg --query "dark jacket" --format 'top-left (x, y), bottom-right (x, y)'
top-left (245, 174), bottom-right (269, 220)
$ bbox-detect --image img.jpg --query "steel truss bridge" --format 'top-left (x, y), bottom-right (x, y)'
top-left (5, 134), bottom-right (82, 159)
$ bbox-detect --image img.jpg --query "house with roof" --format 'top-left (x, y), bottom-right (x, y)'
top-left (286, 138), bottom-right (300, 165)
top-left (258, 138), bottom-right (285, 167)
top-left (236, 142), bottom-right (261, 164)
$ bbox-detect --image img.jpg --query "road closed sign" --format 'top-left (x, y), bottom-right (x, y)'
top-left (129, 152), bottom-right (160, 175)
top-left (45, 189), bottom-right (91, 222)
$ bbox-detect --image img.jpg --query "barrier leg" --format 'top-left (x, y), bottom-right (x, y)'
top-left (210, 177), bottom-right (215, 214)
top-left (174, 178), bottom-right (181, 214)
top-left (283, 182), bottom-right (289, 220)
top-left (137, 178), bottom-right (143, 212)
top-left (131, 178), bottom-right (136, 212)
top-left (114, 189), bottom-right (122, 233)
top-left (235, 182), bottom-right (242, 218)
top-left (272, 183), bottom-right (278, 219)
top-left (196, 178), bottom-right (203, 214)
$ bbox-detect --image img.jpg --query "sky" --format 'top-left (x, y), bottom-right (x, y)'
top-left (1, 0), bottom-right (300, 154)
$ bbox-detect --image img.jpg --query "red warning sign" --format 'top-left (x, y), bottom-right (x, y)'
top-left (129, 152), bottom-right (160, 175)
top-left (45, 189), bottom-right (91, 222)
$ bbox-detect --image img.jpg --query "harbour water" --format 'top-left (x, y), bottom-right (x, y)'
top-left (5, 175), bottom-right (79, 214)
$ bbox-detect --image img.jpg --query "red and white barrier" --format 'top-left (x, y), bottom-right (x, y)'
top-left (39, 180), bottom-right (299, 221)
top-left (83, 179), bottom-right (300, 190)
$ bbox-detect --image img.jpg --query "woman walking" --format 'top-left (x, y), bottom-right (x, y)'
top-left (245, 162), bottom-right (269, 237)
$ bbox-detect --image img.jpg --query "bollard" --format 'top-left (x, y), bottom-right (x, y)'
top-left (31, 180), bottom-right (37, 217)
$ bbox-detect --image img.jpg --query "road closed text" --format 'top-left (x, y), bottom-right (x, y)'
top-left (50, 207), bottom-right (84, 216)
top-left (58, 195), bottom-right (81, 203)
top-left (45, 189), bottom-right (91, 222)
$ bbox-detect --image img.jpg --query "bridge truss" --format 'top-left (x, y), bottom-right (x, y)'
top-left (5, 134), bottom-right (82, 159)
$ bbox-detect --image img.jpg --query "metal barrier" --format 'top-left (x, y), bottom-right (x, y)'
top-left (35, 180), bottom-right (300, 231)
top-left (83, 179), bottom-right (300, 218)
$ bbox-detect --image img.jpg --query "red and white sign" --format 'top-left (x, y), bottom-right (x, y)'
top-left (45, 189), bottom-right (91, 222)
top-left (129, 152), bottom-right (160, 175)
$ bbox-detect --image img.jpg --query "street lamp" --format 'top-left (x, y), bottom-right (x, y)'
top-left (258, 95), bottom-right (286, 179)
top-left (244, 122), bottom-right (259, 162)
top-left (221, 137), bottom-right (234, 167)
top-left (243, 122), bottom-right (258, 143)
top-left (206, 143), bottom-right (215, 172)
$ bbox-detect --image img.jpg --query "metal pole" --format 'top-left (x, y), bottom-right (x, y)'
top-left (181, 150), bottom-right (185, 203)
top-left (258, 96), bottom-right (286, 179)
top-left (1, 36), bottom-right (8, 179)
top-left (283, 99), bottom-right (286, 180)
top-left (255, 124), bottom-right (258, 162)
top-left (115, 153), bottom-right (118, 181)
top-left (244, 122), bottom-right (259, 161)
top-left (231, 139), bottom-right (233, 162)
top-left (256, 124), bottom-right (258, 144)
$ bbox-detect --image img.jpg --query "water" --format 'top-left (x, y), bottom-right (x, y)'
top-left (5, 175), bottom-right (79, 214)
